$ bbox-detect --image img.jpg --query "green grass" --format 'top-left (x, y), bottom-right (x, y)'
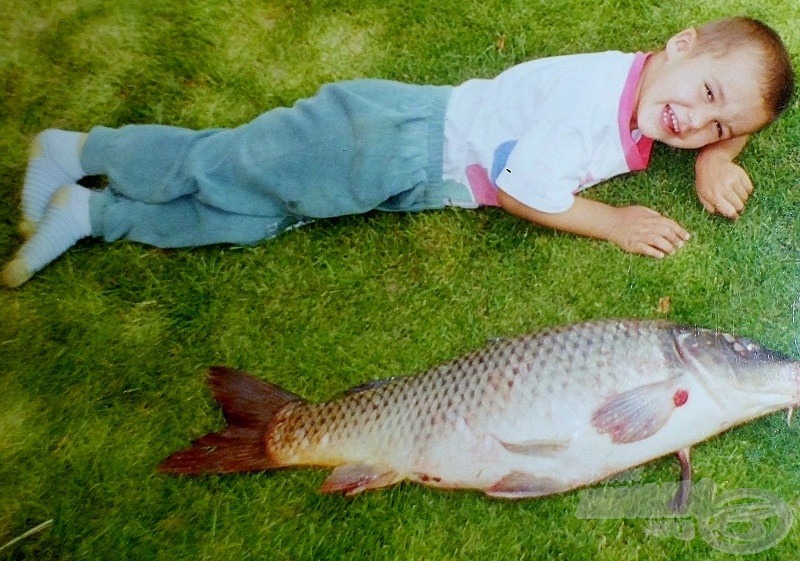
top-left (2, 0), bottom-right (800, 559)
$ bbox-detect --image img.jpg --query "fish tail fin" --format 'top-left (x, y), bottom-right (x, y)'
top-left (159, 366), bottom-right (303, 475)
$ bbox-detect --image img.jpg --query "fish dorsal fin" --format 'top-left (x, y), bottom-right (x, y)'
top-left (498, 438), bottom-right (570, 456)
top-left (591, 377), bottom-right (685, 444)
top-left (344, 377), bottom-right (399, 395)
top-left (487, 336), bottom-right (508, 345)
top-left (319, 463), bottom-right (401, 495)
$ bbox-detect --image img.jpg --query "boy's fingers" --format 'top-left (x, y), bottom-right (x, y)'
top-left (621, 209), bottom-right (688, 257)
top-left (730, 183), bottom-right (751, 205)
top-left (637, 243), bottom-right (665, 259)
top-left (739, 178), bottom-right (754, 196)
top-left (661, 218), bottom-right (690, 242)
top-left (721, 176), bottom-right (751, 215)
top-left (648, 237), bottom-right (677, 255)
top-left (715, 195), bottom-right (745, 220)
top-left (654, 231), bottom-right (683, 250)
top-left (699, 189), bottom-right (747, 219)
top-left (640, 225), bottom-right (688, 258)
top-left (698, 195), bottom-right (716, 214)
top-left (727, 194), bottom-right (746, 212)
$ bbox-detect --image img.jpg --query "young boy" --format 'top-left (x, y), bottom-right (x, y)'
top-left (2, 17), bottom-right (793, 287)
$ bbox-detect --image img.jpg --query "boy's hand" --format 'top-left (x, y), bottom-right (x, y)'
top-left (695, 155), bottom-right (753, 220)
top-left (695, 136), bottom-right (751, 220)
top-left (607, 206), bottom-right (690, 259)
top-left (497, 190), bottom-right (689, 259)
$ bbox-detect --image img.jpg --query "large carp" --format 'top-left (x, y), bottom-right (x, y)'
top-left (160, 319), bottom-right (800, 508)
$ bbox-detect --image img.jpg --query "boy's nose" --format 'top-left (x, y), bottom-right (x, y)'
top-left (690, 107), bottom-right (716, 131)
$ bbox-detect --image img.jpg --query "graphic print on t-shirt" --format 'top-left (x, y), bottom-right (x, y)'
top-left (464, 140), bottom-right (517, 207)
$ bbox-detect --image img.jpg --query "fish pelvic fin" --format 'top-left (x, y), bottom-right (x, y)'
top-left (591, 377), bottom-right (686, 444)
top-left (319, 463), bottom-right (402, 496)
top-left (159, 366), bottom-right (304, 475)
top-left (485, 471), bottom-right (566, 499)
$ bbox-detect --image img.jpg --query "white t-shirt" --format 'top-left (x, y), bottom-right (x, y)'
top-left (442, 51), bottom-right (653, 211)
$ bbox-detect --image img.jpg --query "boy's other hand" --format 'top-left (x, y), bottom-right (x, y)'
top-left (608, 206), bottom-right (690, 259)
top-left (497, 191), bottom-right (689, 259)
top-left (695, 137), bottom-right (753, 220)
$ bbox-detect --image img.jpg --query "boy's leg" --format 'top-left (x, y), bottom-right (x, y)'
top-left (4, 80), bottom-right (455, 286)
top-left (20, 130), bottom-right (87, 235)
top-left (2, 184), bottom-right (92, 287)
top-left (82, 81), bottom-right (454, 223)
top-left (80, 124), bottom-right (223, 204)
top-left (79, 122), bottom-right (306, 247)
top-left (89, 189), bottom-right (305, 248)
top-left (2, 185), bottom-right (304, 288)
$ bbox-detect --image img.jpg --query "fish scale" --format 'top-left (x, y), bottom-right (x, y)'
top-left (161, 319), bottom-right (800, 506)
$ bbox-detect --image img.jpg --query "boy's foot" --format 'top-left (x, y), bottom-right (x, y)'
top-left (2, 184), bottom-right (92, 288)
top-left (21, 129), bottom-right (87, 236)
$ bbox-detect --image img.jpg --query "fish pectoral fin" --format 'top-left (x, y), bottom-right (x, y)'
top-left (485, 471), bottom-right (566, 499)
top-left (498, 438), bottom-right (570, 456)
top-left (319, 463), bottom-right (401, 496)
top-left (591, 377), bottom-right (683, 444)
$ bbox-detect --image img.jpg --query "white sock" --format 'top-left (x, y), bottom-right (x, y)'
top-left (21, 129), bottom-right (87, 234)
top-left (2, 184), bottom-right (92, 288)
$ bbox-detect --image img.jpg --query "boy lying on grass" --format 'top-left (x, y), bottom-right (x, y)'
top-left (3, 16), bottom-right (794, 288)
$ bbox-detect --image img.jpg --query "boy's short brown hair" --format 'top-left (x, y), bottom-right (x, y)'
top-left (694, 17), bottom-right (794, 122)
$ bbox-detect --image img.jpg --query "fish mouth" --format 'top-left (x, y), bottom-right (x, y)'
top-left (661, 104), bottom-right (680, 135)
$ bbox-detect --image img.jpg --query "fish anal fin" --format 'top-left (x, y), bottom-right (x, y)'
top-left (591, 377), bottom-right (684, 444)
top-left (499, 438), bottom-right (570, 456)
top-left (485, 471), bottom-right (566, 499)
top-left (319, 464), bottom-right (401, 496)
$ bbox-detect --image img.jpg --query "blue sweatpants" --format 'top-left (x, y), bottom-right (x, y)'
top-left (80, 80), bottom-right (472, 247)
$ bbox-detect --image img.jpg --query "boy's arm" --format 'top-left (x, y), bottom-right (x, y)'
top-left (695, 136), bottom-right (751, 220)
top-left (497, 190), bottom-right (689, 259)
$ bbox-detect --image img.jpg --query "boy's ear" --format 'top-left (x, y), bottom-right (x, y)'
top-left (665, 27), bottom-right (698, 60)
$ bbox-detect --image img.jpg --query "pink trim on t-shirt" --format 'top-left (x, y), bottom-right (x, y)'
top-left (466, 164), bottom-right (500, 206)
top-left (618, 52), bottom-right (654, 171)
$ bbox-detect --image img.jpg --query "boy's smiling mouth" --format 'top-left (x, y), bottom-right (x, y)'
top-left (662, 104), bottom-right (680, 135)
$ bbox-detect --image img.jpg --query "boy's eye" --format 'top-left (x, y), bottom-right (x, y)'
top-left (715, 121), bottom-right (724, 139)
top-left (705, 84), bottom-right (714, 101)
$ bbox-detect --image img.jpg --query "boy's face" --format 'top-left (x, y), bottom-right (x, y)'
top-left (634, 28), bottom-right (770, 149)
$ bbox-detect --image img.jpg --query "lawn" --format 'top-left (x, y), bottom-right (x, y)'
top-left (2, 0), bottom-right (800, 559)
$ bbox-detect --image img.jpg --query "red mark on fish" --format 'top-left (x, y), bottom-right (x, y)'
top-left (673, 389), bottom-right (689, 407)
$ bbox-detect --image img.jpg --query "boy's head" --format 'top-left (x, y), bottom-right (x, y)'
top-left (634, 17), bottom-right (794, 150)
top-left (692, 17), bottom-right (794, 122)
